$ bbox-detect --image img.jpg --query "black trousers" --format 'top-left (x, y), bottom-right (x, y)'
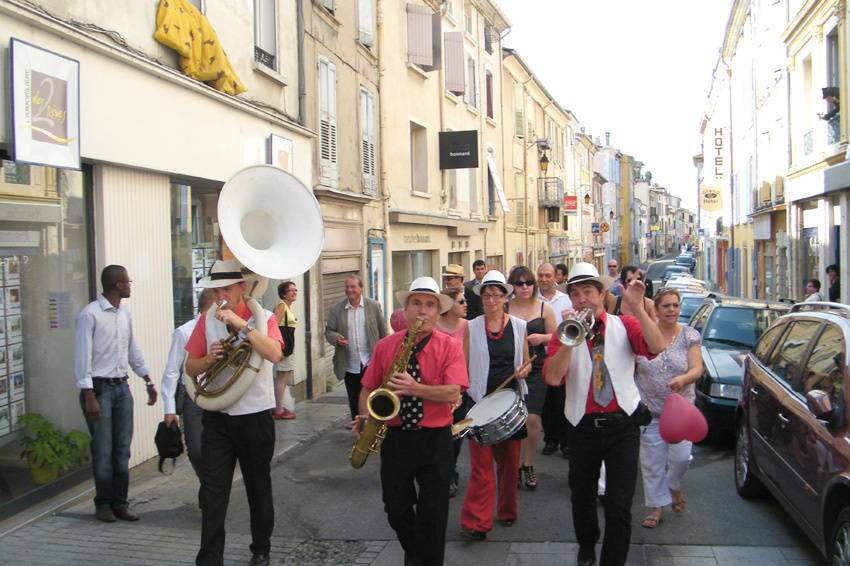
top-left (451, 393), bottom-right (472, 481)
top-left (344, 370), bottom-right (364, 420)
top-left (381, 426), bottom-right (453, 566)
top-left (568, 414), bottom-right (640, 566)
top-left (542, 385), bottom-right (569, 446)
top-left (196, 410), bottom-right (275, 566)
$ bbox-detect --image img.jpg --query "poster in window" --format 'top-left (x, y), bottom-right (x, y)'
top-left (4, 286), bottom-right (21, 315)
top-left (6, 316), bottom-right (22, 341)
top-left (204, 248), bottom-right (218, 266)
top-left (0, 405), bottom-right (9, 435)
top-left (3, 258), bottom-right (20, 285)
top-left (10, 39), bottom-right (81, 169)
top-left (9, 343), bottom-right (23, 371)
top-left (192, 248), bottom-right (205, 268)
top-left (10, 371), bottom-right (24, 401)
top-left (0, 376), bottom-right (8, 404)
top-left (10, 399), bottom-right (25, 430)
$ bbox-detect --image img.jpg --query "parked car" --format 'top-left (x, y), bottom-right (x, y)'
top-left (676, 254), bottom-right (696, 271)
top-left (689, 295), bottom-right (790, 439)
top-left (678, 292), bottom-right (708, 323)
top-left (644, 260), bottom-right (675, 295)
top-left (661, 265), bottom-right (691, 285)
top-left (665, 276), bottom-right (709, 294)
top-left (735, 302), bottom-right (850, 563)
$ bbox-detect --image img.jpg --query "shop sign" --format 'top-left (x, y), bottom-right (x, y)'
top-left (10, 39), bottom-right (81, 170)
top-left (650, 225), bottom-right (660, 232)
top-left (438, 130), bottom-right (479, 170)
top-left (700, 185), bottom-right (722, 212)
top-left (563, 195), bottom-right (578, 215)
top-left (591, 223), bottom-right (600, 234)
top-left (403, 234), bottom-right (431, 244)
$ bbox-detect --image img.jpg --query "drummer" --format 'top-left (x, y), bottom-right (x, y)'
top-left (460, 270), bottom-right (530, 540)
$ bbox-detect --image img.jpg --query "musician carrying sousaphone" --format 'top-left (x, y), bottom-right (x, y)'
top-left (185, 259), bottom-right (284, 566)
top-left (352, 277), bottom-right (468, 566)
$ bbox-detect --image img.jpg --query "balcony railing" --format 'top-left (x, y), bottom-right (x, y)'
top-left (537, 177), bottom-right (564, 209)
top-left (803, 130), bottom-right (814, 156)
top-left (827, 114), bottom-right (841, 145)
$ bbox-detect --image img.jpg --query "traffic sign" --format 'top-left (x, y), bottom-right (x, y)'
top-left (600, 222), bottom-right (610, 233)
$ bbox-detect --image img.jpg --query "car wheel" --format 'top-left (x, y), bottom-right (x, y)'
top-left (735, 418), bottom-right (765, 498)
top-left (830, 508), bottom-right (850, 566)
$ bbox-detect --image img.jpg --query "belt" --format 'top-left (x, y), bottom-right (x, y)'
top-left (94, 377), bottom-right (128, 385)
top-left (578, 411), bottom-right (631, 429)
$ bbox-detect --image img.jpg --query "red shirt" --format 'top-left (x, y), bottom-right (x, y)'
top-left (543, 311), bottom-right (652, 415)
top-left (186, 301), bottom-right (284, 357)
top-left (361, 330), bottom-right (469, 428)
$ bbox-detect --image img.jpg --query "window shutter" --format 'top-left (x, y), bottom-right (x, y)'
top-left (513, 83), bottom-right (525, 138)
top-left (358, 0), bottom-right (374, 47)
top-left (407, 4), bottom-right (434, 67)
top-left (319, 59), bottom-right (338, 186)
top-left (321, 0), bottom-right (335, 12)
top-left (444, 32), bottom-right (465, 95)
top-left (485, 72), bottom-right (493, 119)
top-left (360, 89), bottom-right (377, 196)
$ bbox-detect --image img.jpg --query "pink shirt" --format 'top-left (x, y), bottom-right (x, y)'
top-left (437, 318), bottom-right (468, 345)
top-left (186, 300), bottom-right (283, 358)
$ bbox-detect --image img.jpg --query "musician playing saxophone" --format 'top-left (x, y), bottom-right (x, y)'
top-left (184, 259), bottom-right (284, 566)
top-left (353, 277), bottom-right (468, 566)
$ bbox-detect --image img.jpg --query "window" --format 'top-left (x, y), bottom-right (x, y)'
top-left (358, 0), bottom-right (375, 47)
top-left (254, 0), bottom-right (277, 69)
top-left (393, 250), bottom-right (434, 307)
top-left (485, 71), bottom-right (494, 119)
top-left (690, 305), bottom-right (711, 333)
top-left (446, 0), bottom-right (455, 19)
top-left (318, 58), bottom-right (338, 186)
top-left (187, 0), bottom-right (204, 11)
top-left (464, 1), bottom-right (474, 36)
top-left (444, 32), bottom-right (465, 95)
top-left (801, 323), bottom-right (844, 400)
top-left (484, 22), bottom-right (493, 54)
top-left (410, 122), bottom-right (428, 192)
top-left (321, 0), bottom-right (335, 13)
top-left (487, 151), bottom-right (496, 217)
top-left (753, 321), bottom-right (787, 363)
top-left (766, 321), bottom-right (821, 386)
top-left (465, 56), bottom-right (478, 108)
top-left (469, 167), bottom-right (478, 213)
top-left (360, 89), bottom-right (377, 196)
top-left (514, 172), bottom-right (525, 226)
top-left (825, 29), bottom-right (840, 144)
top-left (513, 83), bottom-right (525, 138)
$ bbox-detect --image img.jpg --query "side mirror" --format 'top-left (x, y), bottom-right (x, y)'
top-left (806, 389), bottom-right (834, 420)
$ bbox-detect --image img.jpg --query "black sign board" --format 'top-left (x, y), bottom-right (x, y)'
top-left (439, 130), bottom-right (479, 170)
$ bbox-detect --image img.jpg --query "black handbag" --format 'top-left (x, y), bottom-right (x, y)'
top-left (281, 308), bottom-right (295, 357)
top-left (154, 420), bottom-right (184, 474)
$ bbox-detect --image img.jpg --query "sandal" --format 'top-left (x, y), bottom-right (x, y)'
top-left (641, 510), bottom-right (663, 529)
top-left (520, 465), bottom-right (538, 490)
top-left (671, 491), bottom-right (686, 514)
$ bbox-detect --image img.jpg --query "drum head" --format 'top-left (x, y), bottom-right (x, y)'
top-left (467, 390), bottom-right (519, 426)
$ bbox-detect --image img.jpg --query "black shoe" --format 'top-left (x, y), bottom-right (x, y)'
top-left (461, 528), bottom-right (487, 541)
top-left (560, 444), bottom-right (570, 459)
top-left (577, 546), bottom-right (596, 566)
top-left (247, 553), bottom-right (270, 566)
top-left (542, 441), bottom-right (557, 455)
top-left (449, 479), bottom-right (458, 498)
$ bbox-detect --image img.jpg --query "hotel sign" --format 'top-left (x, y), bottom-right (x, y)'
top-left (11, 39), bottom-right (81, 169)
top-left (700, 185), bottom-right (722, 212)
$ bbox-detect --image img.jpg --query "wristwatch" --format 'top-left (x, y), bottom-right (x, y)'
top-left (143, 377), bottom-right (154, 390)
top-left (239, 324), bottom-right (256, 340)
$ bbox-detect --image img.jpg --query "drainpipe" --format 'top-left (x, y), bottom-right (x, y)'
top-left (377, 0), bottom-right (392, 307)
top-left (726, 63), bottom-right (736, 297)
top-left (296, 0), bottom-right (313, 398)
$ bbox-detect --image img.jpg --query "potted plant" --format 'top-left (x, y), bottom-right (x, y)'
top-left (19, 413), bottom-right (90, 485)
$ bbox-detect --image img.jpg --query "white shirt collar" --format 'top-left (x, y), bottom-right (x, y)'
top-left (345, 299), bottom-right (363, 310)
top-left (97, 295), bottom-right (119, 312)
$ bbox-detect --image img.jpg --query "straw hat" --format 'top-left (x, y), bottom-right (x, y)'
top-left (395, 276), bottom-right (455, 313)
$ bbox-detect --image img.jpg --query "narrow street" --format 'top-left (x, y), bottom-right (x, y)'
top-left (0, 389), bottom-right (823, 565)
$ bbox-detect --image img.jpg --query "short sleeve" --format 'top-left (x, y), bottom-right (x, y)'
top-left (619, 315), bottom-right (653, 359)
top-left (361, 339), bottom-right (388, 390)
top-left (185, 314), bottom-right (208, 358)
top-left (685, 326), bottom-right (702, 348)
top-left (542, 333), bottom-right (566, 385)
top-left (440, 338), bottom-right (469, 391)
top-left (266, 313), bottom-right (284, 347)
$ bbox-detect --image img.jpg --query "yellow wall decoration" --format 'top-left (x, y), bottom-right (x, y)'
top-left (154, 0), bottom-right (247, 96)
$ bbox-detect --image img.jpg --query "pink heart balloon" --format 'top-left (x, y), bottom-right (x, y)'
top-left (390, 309), bottom-right (408, 333)
top-left (659, 393), bottom-right (708, 444)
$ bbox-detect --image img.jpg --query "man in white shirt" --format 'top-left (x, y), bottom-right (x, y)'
top-left (75, 265), bottom-right (157, 523)
top-left (804, 278), bottom-right (825, 302)
top-left (325, 275), bottom-right (388, 419)
top-left (161, 288), bottom-right (216, 478)
top-left (537, 262), bottom-right (573, 459)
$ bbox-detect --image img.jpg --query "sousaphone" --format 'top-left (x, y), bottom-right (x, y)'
top-left (183, 165), bottom-right (324, 411)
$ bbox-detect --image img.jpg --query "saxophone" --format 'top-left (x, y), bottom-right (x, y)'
top-left (350, 317), bottom-right (425, 469)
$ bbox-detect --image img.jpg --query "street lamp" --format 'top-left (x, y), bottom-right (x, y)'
top-left (584, 193), bottom-right (591, 206)
top-left (539, 153), bottom-right (549, 176)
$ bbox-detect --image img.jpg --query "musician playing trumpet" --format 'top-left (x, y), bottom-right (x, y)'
top-left (185, 259), bottom-right (285, 566)
top-left (353, 277), bottom-right (467, 566)
top-left (543, 262), bottom-right (664, 566)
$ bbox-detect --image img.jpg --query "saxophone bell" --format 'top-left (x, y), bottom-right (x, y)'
top-left (367, 388), bottom-right (401, 421)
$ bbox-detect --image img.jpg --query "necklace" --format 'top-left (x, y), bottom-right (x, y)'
top-left (487, 314), bottom-right (508, 341)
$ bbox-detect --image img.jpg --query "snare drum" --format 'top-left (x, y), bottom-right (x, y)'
top-left (460, 390), bottom-right (527, 445)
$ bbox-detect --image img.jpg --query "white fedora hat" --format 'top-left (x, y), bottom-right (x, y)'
top-left (567, 262), bottom-right (603, 289)
top-left (199, 259), bottom-right (247, 289)
top-left (395, 276), bottom-right (454, 314)
top-left (473, 270), bottom-right (513, 296)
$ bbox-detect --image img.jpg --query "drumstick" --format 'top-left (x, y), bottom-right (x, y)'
top-left (493, 355), bottom-right (537, 394)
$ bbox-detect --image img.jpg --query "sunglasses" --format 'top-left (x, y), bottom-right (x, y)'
top-left (513, 280), bottom-right (534, 287)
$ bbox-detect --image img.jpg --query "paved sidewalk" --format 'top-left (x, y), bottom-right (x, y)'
top-left (0, 385), bottom-right (825, 565)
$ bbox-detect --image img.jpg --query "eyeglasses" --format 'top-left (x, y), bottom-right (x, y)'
top-left (513, 280), bottom-right (534, 287)
top-left (481, 293), bottom-right (506, 301)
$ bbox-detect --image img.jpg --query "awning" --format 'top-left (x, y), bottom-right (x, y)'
top-left (487, 155), bottom-right (510, 213)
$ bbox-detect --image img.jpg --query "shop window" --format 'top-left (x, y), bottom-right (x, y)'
top-left (0, 161), bottom-right (91, 447)
top-left (392, 250), bottom-right (434, 307)
top-left (170, 181), bottom-right (222, 327)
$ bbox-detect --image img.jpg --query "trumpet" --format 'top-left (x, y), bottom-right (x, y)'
top-left (556, 308), bottom-right (596, 347)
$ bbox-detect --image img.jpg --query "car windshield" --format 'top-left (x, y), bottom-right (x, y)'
top-left (703, 306), bottom-right (784, 349)
top-left (645, 262), bottom-right (672, 280)
top-left (679, 297), bottom-right (705, 320)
